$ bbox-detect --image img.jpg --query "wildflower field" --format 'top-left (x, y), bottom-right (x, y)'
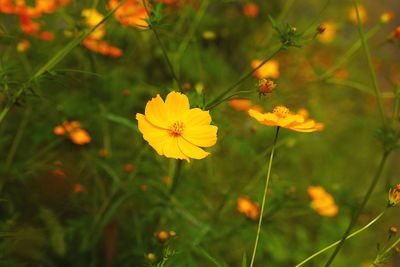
top-left (1, 0), bottom-right (400, 266)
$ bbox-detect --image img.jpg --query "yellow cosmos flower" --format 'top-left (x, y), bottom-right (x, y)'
top-left (136, 91), bottom-right (218, 161)
top-left (248, 105), bottom-right (324, 132)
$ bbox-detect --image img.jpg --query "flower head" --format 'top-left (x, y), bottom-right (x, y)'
top-left (248, 106), bottom-right (324, 132)
top-left (388, 184), bottom-right (400, 207)
top-left (308, 186), bottom-right (338, 217)
top-left (258, 78), bottom-right (276, 96)
top-left (54, 121), bottom-right (91, 145)
top-left (243, 3), bottom-right (259, 18)
top-left (237, 196), bottom-right (260, 220)
top-left (136, 91), bottom-right (218, 161)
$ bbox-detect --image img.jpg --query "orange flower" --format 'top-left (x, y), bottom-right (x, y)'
top-left (108, 0), bottom-right (148, 28)
top-left (380, 12), bottom-right (395, 24)
top-left (243, 2), bottom-right (259, 18)
top-left (16, 39), bottom-right (30, 52)
top-left (73, 183), bottom-right (86, 193)
top-left (251, 59), bottom-right (280, 79)
top-left (317, 21), bottom-right (337, 44)
top-left (248, 106), bottom-right (324, 132)
top-left (54, 121), bottom-right (91, 145)
top-left (388, 184), bottom-right (400, 207)
top-left (308, 186), bottom-right (338, 217)
top-left (237, 196), bottom-right (260, 220)
top-left (229, 99), bottom-right (252, 111)
top-left (70, 128), bottom-right (91, 145)
top-left (349, 5), bottom-right (367, 25)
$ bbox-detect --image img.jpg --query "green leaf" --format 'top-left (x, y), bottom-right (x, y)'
top-left (39, 208), bottom-right (65, 256)
top-left (103, 112), bottom-right (139, 133)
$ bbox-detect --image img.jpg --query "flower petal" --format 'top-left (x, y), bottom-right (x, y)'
top-left (182, 108), bottom-right (212, 127)
top-left (136, 113), bottom-right (170, 155)
top-left (178, 138), bottom-right (210, 160)
top-left (165, 91), bottom-right (190, 120)
top-left (144, 94), bottom-right (171, 128)
top-left (183, 125), bottom-right (217, 147)
top-left (289, 120), bottom-right (324, 132)
top-left (280, 114), bottom-right (304, 127)
top-left (162, 137), bottom-right (188, 160)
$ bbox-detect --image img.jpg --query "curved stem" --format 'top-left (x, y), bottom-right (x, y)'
top-left (324, 151), bottom-right (390, 266)
top-left (206, 46), bottom-right (283, 110)
top-left (208, 90), bottom-right (255, 110)
top-left (296, 210), bottom-right (386, 267)
top-left (249, 126), bottom-right (280, 267)
top-left (142, 0), bottom-right (183, 92)
top-left (352, 0), bottom-right (386, 127)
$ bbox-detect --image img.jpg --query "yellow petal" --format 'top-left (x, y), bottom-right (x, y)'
top-left (289, 120), bottom-right (322, 132)
top-left (178, 138), bottom-right (209, 160)
top-left (136, 113), bottom-right (169, 155)
top-left (182, 108), bottom-right (212, 127)
top-left (280, 114), bottom-right (304, 126)
top-left (183, 125), bottom-right (218, 147)
top-left (165, 91), bottom-right (190, 120)
top-left (162, 137), bottom-right (188, 160)
top-left (248, 109), bottom-right (266, 122)
top-left (145, 94), bottom-right (171, 128)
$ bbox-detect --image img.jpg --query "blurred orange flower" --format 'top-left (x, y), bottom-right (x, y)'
top-left (380, 12), bottom-right (395, 24)
top-left (17, 39), bottom-right (30, 52)
top-left (248, 106), bottom-right (324, 132)
top-left (243, 2), bottom-right (259, 18)
top-left (308, 186), bottom-right (338, 217)
top-left (251, 59), bottom-right (280, 79)
top-left (229, 99), bottom-right (252, 111)
top-left (108, 0), bottom-right (148, 28)
top-left (81, 8), bottom-right (123, 57)
top-left (349, 5), bottom-right (367, 24)
top-left (237, 196), bottom-right (260, 220)
top-left (136, 91), bottom-right (218, 161)
top-left (73, 183), bottom-right (86, 193)
top-left (54, 121), bottom-right (91, 145)
top-left (317, 21), bottom-right (337, 43)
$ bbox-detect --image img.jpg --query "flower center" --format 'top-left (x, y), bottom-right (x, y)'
top-left (169, 121), bottom-right (185, 137)
top-left (273, 106), bottom-right (290, 118)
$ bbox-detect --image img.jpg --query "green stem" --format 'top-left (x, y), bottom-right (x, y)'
top-left (249, 126), bottom-right (280, 267)
top-left (170, 160), bottom-right (183, 195)
top-left (296, 210), bottom-right (386, 267)
top-left (208, 90), bottom-right (255, 110)
top-left (205, 46), bottom-right (283, 110)
top-left (142, 0), bottom-right (183, 92)
top-left (391, 86), bottom-right (400, 127)
top-left (319, 25), bottom-right (379, 81)
top-left (325, 78), bottom-right (394, 99)
top-left (324, 151), bottom-right (390, 266)
top-left (352, 0), bottom-right (386, 127)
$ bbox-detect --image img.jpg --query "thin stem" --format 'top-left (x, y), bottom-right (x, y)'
top-left (249, 126), bottom-right (280, 267)
top-left (208, 90), bottom-right (255, 110)
top-left (142, 0), bottom-right (183, 92)
top-left (296, 210), bottom-right (386, 267)
top-left (170, 160), bottom-right (183, 195)
top-left (205, 46), bottom-right (283, 110)
top-left (352, 0), bottom-right (387, 127)
top-left (391, 86), bottom-right (400, 127)
top-left (324, 151), bottom-right (390, 266)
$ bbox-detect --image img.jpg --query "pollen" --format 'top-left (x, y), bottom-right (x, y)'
top-left (169, 121), bottom-right (185, 137)
top-left (273, 106), bottom-right (290, 118)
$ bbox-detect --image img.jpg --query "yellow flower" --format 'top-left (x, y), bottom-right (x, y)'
top-left (308, 186), bottom-right (338, 217)
top-left (136, 91), bottom-right (218, 161)
top-left (317, 21), bottom-right (337, 44)
top-left (251, 59), bottom-right (280, 79)
top-left (248, 105), bottom-right (324, 132)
